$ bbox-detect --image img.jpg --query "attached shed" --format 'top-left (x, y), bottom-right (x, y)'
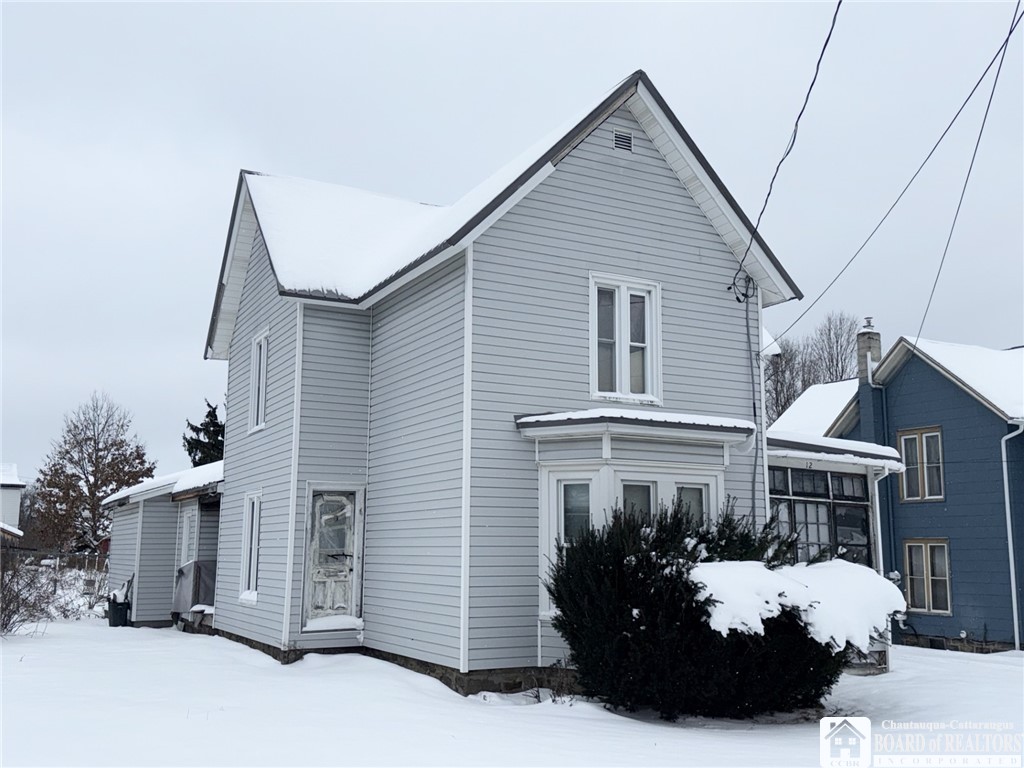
top-left (103, 462), bottom-right (223, 627)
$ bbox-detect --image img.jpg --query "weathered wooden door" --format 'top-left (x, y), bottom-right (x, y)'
top-left (305, 491), bottom-right (356, 622)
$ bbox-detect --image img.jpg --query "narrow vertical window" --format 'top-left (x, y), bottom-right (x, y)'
top-left (241, 493), bottom-right (261, 599)
top-left (561, 482), bottom-right (591, 542)
top-left (928, 543), bottom-right (950, 611)
top-left (629, 293), bottom-right (647, 394)
top-left (901, 435), bottom-right (921, 499)
top-left (923, 432), bottom-right (943, 498)
top-left (596, 289), bottom-right (616, 393)
top-left (249, 331), bottom-right (269, 431)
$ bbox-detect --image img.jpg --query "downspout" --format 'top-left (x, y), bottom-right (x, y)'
top-left (867, 351), bottom-right (897, 572)
top-left (281, 302), bottom-right (304, 648)
top-left (1001, 418), bottom-right (1024, 651)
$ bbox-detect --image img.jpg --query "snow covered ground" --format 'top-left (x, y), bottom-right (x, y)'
top-left (2, 619), bottom-right (1021, 767)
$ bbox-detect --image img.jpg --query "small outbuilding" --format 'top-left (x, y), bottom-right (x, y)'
top-left (103, 462), bottom-right (222, 626)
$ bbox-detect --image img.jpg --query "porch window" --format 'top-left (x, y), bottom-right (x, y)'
top-left (905, 540), bottom-right (951, 613)
top-left (898, 428), bottom-right (943, 500)
top-left (590, 274), bottom-right (660, 402)
top-left (248, 330), bottom-right (269, 432)
top-left (768, 467), bottom-right (873, 566)
top-left (622, 483), bottom-right (654, 522)
top-left (240, 492), bottom-right (261, 601)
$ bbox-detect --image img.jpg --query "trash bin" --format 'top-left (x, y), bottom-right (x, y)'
top-left (108, 599), bottom-right (130, 627)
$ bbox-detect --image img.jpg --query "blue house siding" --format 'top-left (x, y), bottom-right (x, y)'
top-left (1008, 427), bottom-right (1024, 644)
top-left (871, 356), bottom-right (1016, 645)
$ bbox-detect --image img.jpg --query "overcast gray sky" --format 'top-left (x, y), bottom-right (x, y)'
top-left (3, 2), bottom-right (1021, 482)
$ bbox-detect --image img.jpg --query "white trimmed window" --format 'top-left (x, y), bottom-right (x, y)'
top-left (248, 330), bottom-right (269, 432)
top-left (898, 428), bottom-right (943, 500)
top-left (905, 540), bottom-right (951, 614)
top-left (590, 274), bottom-right (661, 402)
top-left (240, 492), bottom-right (261, 602)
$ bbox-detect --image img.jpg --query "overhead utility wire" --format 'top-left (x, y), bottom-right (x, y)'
top-left (766, 8), bottom-right (1024, 351)
top-left (911, 0), bottom-right (1019, 347)
top-left (729, 0), bottom-right (843, 302)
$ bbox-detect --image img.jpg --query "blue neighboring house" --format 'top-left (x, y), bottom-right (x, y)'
top-left (778, 324), bottom-right (1023, 652)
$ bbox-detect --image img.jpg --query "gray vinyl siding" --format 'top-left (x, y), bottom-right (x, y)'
top-left (108, 504), bottom-right (139, 606)
top-left (216, 229), bottom-right (297, 648)
top-left (536, 439), bottom-right (603, 463)
top-left (134, 496), bottom-right (178, 624)
top-left (469, 106), bottom-right (765, 669)
top-left (197, 502), bottom-right (220, 562)
top-left (363, 255), bottom-right (465, 668)
top-left (611, 439), bottom-right (725, 466)
top-left (539, 620), bottom-right (570, 667)
top-left (286, 305), bottom-right (371, 641)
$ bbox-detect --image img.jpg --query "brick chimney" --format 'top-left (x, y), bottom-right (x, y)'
top-left (857, 317), bottom-right (882, 383)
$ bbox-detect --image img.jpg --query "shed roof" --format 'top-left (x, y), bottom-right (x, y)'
top-left (206, 70), bottom-right (802, 359)
top-left (103, 461), bottom-right (224, 507)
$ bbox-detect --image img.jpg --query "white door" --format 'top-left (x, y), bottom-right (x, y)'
top-left (304, 491), bottom-right (357, 628)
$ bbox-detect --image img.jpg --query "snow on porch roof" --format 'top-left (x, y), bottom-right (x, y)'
top-left (516, 408), bottom-right (756, 435)
top-left (767, 429), bottom-right (903, 472)
top-left (103, 461), bottom-right (224, 507)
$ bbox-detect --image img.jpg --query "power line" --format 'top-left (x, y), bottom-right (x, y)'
top-left (730, 0), bottom-right (843, 302)
top-left (911, 0), bottom-right (1020, 347)
top-left (766, 8), bottom-right (1024, 350)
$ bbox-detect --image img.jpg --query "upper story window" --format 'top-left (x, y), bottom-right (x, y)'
top-left (590, 273), bottom-right (661, 403)
top-left (898, 428), bottom-right (943, 501)
top-left (248, 330), bottom-right (269, 432)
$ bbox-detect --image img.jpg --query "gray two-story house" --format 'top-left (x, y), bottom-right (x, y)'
top-left (202, 70), bottom-right (803, 689)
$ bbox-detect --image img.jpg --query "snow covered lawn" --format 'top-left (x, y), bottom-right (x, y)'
top-left (2, 619), bottom-right (1021, 767)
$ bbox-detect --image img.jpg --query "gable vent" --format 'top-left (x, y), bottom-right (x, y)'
top-left (613, 129), bottom-right (633, 152)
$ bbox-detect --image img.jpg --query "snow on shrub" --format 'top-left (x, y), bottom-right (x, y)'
top-left (693, 559), bottom-right (906, 653)
top-left (546, 502), bottom-right (904, 720)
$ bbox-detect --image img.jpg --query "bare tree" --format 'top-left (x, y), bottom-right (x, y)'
top-left (36, 393), bottom-right (155, 552)
top-left (765, 311), bottom-right (859, 425)
top-left (809, 311), bottom-right (859, 383)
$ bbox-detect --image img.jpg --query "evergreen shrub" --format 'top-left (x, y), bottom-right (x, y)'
top-left (545, 500), bottom-right (848, 719)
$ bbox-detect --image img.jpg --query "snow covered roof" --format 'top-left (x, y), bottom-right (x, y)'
top-left (874, 338), bottom-right (1024, 421)
top-left (767, 429), bottom-right (903, 472)
top-left (1, 463), bottom-right (26, 488)
top-left (770, 379), bottom-right (859, 436)
top-left (206, 70), bottom-right (802, 359)
top-left (103, 461), bottom-right (224, 507)
top-left (0, 521), bottom-right (24, 538)
top-left (516, 408), bottom-right (756, 441)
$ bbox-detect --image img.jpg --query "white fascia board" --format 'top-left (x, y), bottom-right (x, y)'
top-left (209, 186), bottom-right (259, 360)
top-left (874, 339), bottom-right (1011, 422)
top-left (767, 449), bottom-right (904, 473)
top-left (631, 84), bottom-right (796, 306)
top-left (355, 163), bottom-right (557, 310)
top-left (127, 484), bottom-right (177, 504)
top-left (518, 421), bottom-right (754, 445)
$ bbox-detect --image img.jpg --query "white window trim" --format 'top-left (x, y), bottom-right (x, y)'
top-left (248, 328), bottom-right (270, 433)
top-left (179, 509), bottom-right (192, 566)
top-left (538, 461), bottom-right (724, 613)
top-left (904, 539), bottom-right (952, 615)
top-left (589, 272), bottom-right (662, 405)
top-left (240, 491), bottom-right (262, 603)
top-left (898, 428), bottom-right (944, 501)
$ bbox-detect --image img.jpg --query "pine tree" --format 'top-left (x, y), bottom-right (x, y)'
top-left (37, 393), bottom-right (156, 552)
top-left (183, 400), bottom-right (225, 467)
